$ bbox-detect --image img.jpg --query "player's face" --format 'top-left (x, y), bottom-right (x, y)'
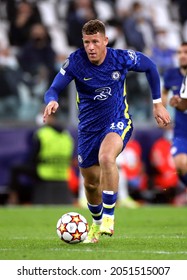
top-left (82, 32), bottom-right (108, 65)
top-left (178, 45), bottom-right (187, 69)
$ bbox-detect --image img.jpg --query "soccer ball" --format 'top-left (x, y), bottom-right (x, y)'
top-left (56, 212), bottom-right (89, 244)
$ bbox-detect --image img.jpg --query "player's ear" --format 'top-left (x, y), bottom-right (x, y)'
top-left (105, 36), bottom-right (109, 46)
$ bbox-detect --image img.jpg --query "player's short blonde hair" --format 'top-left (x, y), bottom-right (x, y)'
top-left (82, 19), bottom-right (106, 36)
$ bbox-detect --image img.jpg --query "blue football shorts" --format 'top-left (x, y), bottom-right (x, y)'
top-left (171, 137), bottom-right (187, 157)
top-left (78, 118), bottom-right (133, 168)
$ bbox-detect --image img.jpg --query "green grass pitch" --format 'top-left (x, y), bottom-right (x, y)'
top-left (0, 205), bottom-right (186, 260)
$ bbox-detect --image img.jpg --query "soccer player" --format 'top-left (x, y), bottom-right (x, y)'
top-left (43, 19), bottom-right (170, 243)
top-left (169, 75), bottom-right (187, 110)
top-left (162, 42), bottom-right (187, 190)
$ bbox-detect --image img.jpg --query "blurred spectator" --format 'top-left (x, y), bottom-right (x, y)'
top-left (7, 0), bottom-right (42, 49)
top-left (65, 0), bottom-right (122, 49)
top-left (8, 113), bottom-right (75, 205)
top-left (116, 139), bottom-right (143, 208)
top-left (116, 0), bottom-right (181, 51)
top-left (119, 138), bottom-right (148, 204)
top-left (121, 1), bottom-right (156, 52)
top-left (126, 71), bottom-right (152, 122)
top-left (17, 23), bottom-right (57, 99)
top-left (105, 18), bottom-right (127, 49)
top-left (149, 28), bottom-right (177, 76)
top-left (65, 0), bottom-right (98, 48)
top-left (36, 0), bottom-right (74, 60)
top-left (0, 43), bottom-right (22, 118)
top-left (149, 128), bottom-right (185, 205)
top-left (171, 0), bottom-right (187, 26)
top-left (171, 0), bottom-right (187, 41)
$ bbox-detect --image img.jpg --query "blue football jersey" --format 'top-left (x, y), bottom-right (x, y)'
top-left (163, 67), bottom-right (187, 138)
top-left (45, 47), bottom-right (161, 132)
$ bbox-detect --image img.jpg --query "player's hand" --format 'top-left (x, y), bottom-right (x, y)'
top-left (43, 101), bottom-right (59, 123)
top-left (169, 95), bottom-right (181, 107)
top-left (153, 102), bottom-right (171, 127)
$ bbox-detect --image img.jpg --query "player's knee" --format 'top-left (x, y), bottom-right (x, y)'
top-left (84, 182), bottom-right (98, 193)
top-left (99, 152), bottom-right (115, 169)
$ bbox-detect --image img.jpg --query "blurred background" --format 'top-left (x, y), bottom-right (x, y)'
top-left (0, 0), bottom-right (186, 206)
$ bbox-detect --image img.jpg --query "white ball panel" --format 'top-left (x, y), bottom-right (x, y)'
top-left (69, 239), bottom-right (80, 244)
top-left (66, 222), bottom-right (77, 233)
top-left (78, 222), bottom-right (86, 232)
top-left (81, 231), bottom-right (88, 241)
top-left (61, 214), bottom-right (72, 223)
top-left (62, 232), bottom-right (73, 242)
top-left (79, 214), bottom-right (87, 224)
top-left (56, 229), bottom-right (61, 239)
top-left (68, 212), bottom-right (79, 216)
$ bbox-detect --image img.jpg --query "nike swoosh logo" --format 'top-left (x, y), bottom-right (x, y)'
top-left (84, 77), bottom-right (93, 81)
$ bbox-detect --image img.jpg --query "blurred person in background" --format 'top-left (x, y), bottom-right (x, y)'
top-left (8, 113), bottom-right (74, 205)
top-left (149, 28), bottom-right (177, 76)
top-left (115, 138), bottom-right (145, 208)
top-left (149, 126), bottom-right (185, 205)
top-left (171, 0), bottom-right (187, 40)
top-left (64, 0), bottom-right (117, 49)
top-left (66, 0), bottom-right (98, 49)
top-left (7, 0), bottom-right (42, 49)
top-left (162, 42), bottom-right (187, 190)
top-left (17, 23), bottom-right (57, 99)
top-left (118, 1), bottom-right (156, 52)
top-left (117, 138), bottom-right (148, 205)
top-left (0, 42), bottom-right (22, 118)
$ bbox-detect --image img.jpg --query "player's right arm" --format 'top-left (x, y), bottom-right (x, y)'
top-left (43, 100), bottom-right (59, 123)
top-left (43, 59), bottom-right (74, 122)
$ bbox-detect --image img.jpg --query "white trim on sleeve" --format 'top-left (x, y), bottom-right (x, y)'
top-left (153, 98), bottom-right (162, 104)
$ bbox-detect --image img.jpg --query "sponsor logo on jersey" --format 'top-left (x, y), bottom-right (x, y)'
top-left (127, 50), bottom-right (137, 62)
top-left (111, 71), bottom-right (121, 80)
top-left (94, 87), bottom-right (112, 101)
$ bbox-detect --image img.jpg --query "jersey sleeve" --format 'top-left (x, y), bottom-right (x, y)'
top-left (127, 51), bottom-right (161, 103)
top-left (44, 57), bottom-right (74, 104)
top-left (180, 76), bottom-right (187, 99)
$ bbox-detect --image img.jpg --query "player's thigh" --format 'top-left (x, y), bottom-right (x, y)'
top-left (99, 132), bottom-right (123, 162)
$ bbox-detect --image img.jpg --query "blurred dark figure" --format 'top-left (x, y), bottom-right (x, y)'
top-left (149, 28), bottom-right (177, 76)
top-left (149, 128), bottom-right (186, 205)
top-left (0, 44), bottom-right (22, 117)
top-left (122, 1), bottom-right (155, 52)
top-left (66, 0), bottom-right (97, 48)
top-left (8, 113), bottom-right (75, 205)
top-left (7, 0), bottom-right (42, 48)
top-left (17, 23), bottom-right (57, 97)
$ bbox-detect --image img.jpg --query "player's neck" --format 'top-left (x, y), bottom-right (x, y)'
top-left (94, 48), bottom-right (108, 66)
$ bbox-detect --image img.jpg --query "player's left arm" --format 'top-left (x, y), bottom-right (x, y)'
top-left (131, 52), bottom-right (171, 126)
